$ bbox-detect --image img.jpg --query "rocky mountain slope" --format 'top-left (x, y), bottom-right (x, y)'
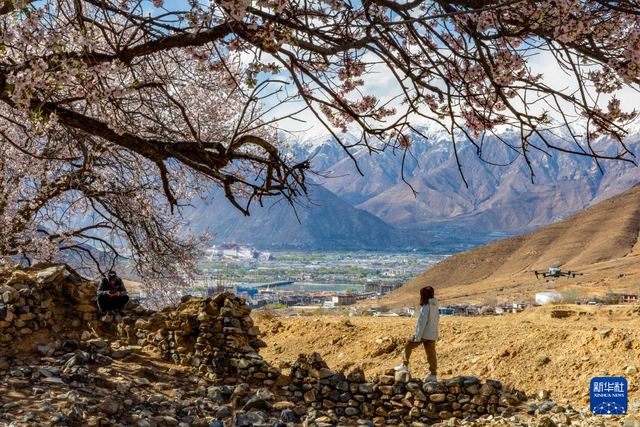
top-left (184, 183), bottom-right (451, 250)
top-left (379, 183), bottom-right (640, 307)
top-left (310, 124), bottom-right (640, 232)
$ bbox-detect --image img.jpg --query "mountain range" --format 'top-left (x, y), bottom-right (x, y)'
top-left (183, 184), bottom-right (503, 251)
top-left (314, 123), bottom-right (640, 232)
top-left (184, 184), bottom-right (414, 250)
top-left (183, 122), bottom-right (640, 250)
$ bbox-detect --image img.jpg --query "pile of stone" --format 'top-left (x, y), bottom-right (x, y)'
top-left (267, 352), bottom-right (528, 425)
top-left (114, 293), bottom-right (279, 385)
top-left (1, 337), bottom-right (262, 427)
top-left (0, 264), bottom-right (97, 345)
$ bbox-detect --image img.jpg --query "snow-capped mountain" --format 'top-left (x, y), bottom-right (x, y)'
top-left (293, 123), bottom-right (640, 233)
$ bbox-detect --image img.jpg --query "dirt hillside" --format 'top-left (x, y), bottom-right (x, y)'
top-left (256, 305), bottom-right (640, 408)
top-left (378, 183), bottom-right (640, 307)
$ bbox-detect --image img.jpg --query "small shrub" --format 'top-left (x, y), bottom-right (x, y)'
top-left (535, 355), bottom-right (551, 366)
top-left (255, 310), bottom-right (276, 321)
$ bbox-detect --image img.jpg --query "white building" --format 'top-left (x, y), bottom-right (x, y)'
top-left (535, 292), bottom-right (563, 305)
top-left (206, 243), bottom-right (262, 261)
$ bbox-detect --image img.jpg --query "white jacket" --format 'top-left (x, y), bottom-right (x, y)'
top-left (414, 298), bottom-right (439, 341)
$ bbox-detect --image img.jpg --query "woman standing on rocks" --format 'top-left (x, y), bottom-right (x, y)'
top-left (395, 286), bottom-right (439, 381)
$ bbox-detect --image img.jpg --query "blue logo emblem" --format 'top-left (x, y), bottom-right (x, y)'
top-left (590, 377), bottom-right (627, 415)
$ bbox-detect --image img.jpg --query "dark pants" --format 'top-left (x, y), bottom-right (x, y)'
top-left (96, 295), bottom-right (130, 313)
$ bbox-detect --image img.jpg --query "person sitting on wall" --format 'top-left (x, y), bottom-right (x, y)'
top-left (96, 270), bottom-right (129, 315)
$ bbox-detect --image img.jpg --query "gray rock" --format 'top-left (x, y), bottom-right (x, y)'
top-left (318, 368), bottom-right (337, 378)
top-left (61, 340), bottom-right (79, 353)
top-left (423, 382), bottom-right (441, 393)
top-left (216, 406), bottom-right (233, 419)
top-left (101, 314), bottom-right (114, 323)
top-left (65, 351), bottom-right (91, 367)
top-left (347, 367), bottom-right (366, 382)
top-left (237, 411), bottom-right (266, 426)
top-left (22, 412), bottom-right (36, 422)
top-left (406, 382), bottom-right (421, 392)
top-left (34, 265), bottom-right (66, 284)
top-left (280, 408), bottom-right (298, 423)
top-left (430, 393), bottom-right (446, 402)
top-left (134, 377), bottom-right (150, 386)
top-left (358, 383), bottom-right (374, 394)
top-left (147, 393), bottom-right (164, 403)
top-left (41, 377), bottom-right (65, 385)
top-left (480, 384), bottom-right (497, 396)
top-left (50, 413), bottom-right (67, 423)
top-left (207, 387), bottom-right (225, 405)
top-left (345, 407), bottom-right (360, 416)
top-left (0, 287), bottom-right (19, 304)
top-left (162, 416), bottom-right (179, 426)
top-left (445, 377), bottom-right (464, 387)
top-left (97, 398), bottom-right (119, 415)
top-left (539, 400), bottom-right (557, 412)
top-left (623, 414), bottom-right (640, 427)
top-left (86, 339), bottom-right (110, 349)
top-left (111, 348), bottom-right (134, 359)
top-left (92, 354), bottom-right (113, 365)
top-left (37, 345), bottom-right (52, 356)
top-left (499, 393), bottom-right (519, 407)
top-left (395, 370), bottom-right (411, 384)
top-left (336, 380), bottom-right (349, 391)
top-left (537, 417), bottom-right (558, 427)
top-left (243, 397), bottom-right (272, 411)
top-left (600, 329), bottom-right (612, 338)
top-left (486, 380), bottom-right (502, 389)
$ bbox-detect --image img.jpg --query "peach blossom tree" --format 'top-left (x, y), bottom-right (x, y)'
top-left (1, 0), bottom-right (638, 286)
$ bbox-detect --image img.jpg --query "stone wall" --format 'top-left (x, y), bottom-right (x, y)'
top-left (278, 352), bottom-right (527, 424)
top-left (0, 264), bottom-right (98, 346)
top-left (114, 292), bottom-right (279, 385)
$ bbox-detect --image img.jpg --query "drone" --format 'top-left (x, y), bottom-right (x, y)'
top-left (534, 267), bottom-right (581, 279)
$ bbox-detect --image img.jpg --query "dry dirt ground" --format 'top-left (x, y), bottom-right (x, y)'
top-left (256, 304), bottom-right (640, 408)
